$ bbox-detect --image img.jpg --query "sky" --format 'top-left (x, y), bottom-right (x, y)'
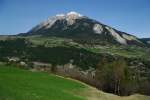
top-left (0, 0), bottom-right (150, 38)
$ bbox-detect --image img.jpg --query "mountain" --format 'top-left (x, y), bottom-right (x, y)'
top-left (20, 11), bottom-right (144, 46)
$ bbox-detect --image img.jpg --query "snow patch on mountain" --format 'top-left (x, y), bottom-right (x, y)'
top-left (37, 12), bottom-right (83, 29)
top-left (93, 24), bottom-right (103, 34)
top-left (67, 11), bottom-right (83, 17)
top-left (66, 11), bottom-right (83, 25)
top-left (106, 27), bottom-right (127, 45)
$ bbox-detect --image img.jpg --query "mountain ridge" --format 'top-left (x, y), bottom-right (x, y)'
top-left (19, 11), bottom-right (144, 46)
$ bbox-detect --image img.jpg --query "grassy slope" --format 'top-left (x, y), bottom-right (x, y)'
top-left (1, 35), bottom-right (150, 60)
top-left (0, 65), bottom-right (150, 100)
top-left (25, 36), bottom-right (150, 60)
top-left (0, 65), bottom-right (86, 100)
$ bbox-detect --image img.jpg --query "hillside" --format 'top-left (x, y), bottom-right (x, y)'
top-left (0, 65), bottom-right (85, 100)
top-left (0, 35), bottom-right (150, 96)
top-left (141, 38), bottom-right (150, 46)
top-left (0, 65), bottom-right (150, 100)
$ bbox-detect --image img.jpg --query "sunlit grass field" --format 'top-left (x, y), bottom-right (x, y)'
top-left (0, 64), bottom-right (150, 100)
top-left (0, 65), bottom-right (86, 100)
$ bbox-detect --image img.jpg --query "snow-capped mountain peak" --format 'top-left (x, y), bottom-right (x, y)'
top-left (34, 12), bottom-right (84, 30)
top-left (67, 11), bottom-right (83, 17)
top-left (25, 12), bottom-right (144, 46)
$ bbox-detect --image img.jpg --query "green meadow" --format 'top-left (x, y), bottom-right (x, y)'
top-left (0, 65), bottom-right (85, 100)
top-left (0, 65), bottom-right (150, 100)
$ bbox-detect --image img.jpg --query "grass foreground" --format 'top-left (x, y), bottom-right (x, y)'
top-left (0, 65), bottom-right (150, 100)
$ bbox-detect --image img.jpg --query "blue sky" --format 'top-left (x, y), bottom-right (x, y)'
top-left (0, 0), bottom-right (150, 38)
